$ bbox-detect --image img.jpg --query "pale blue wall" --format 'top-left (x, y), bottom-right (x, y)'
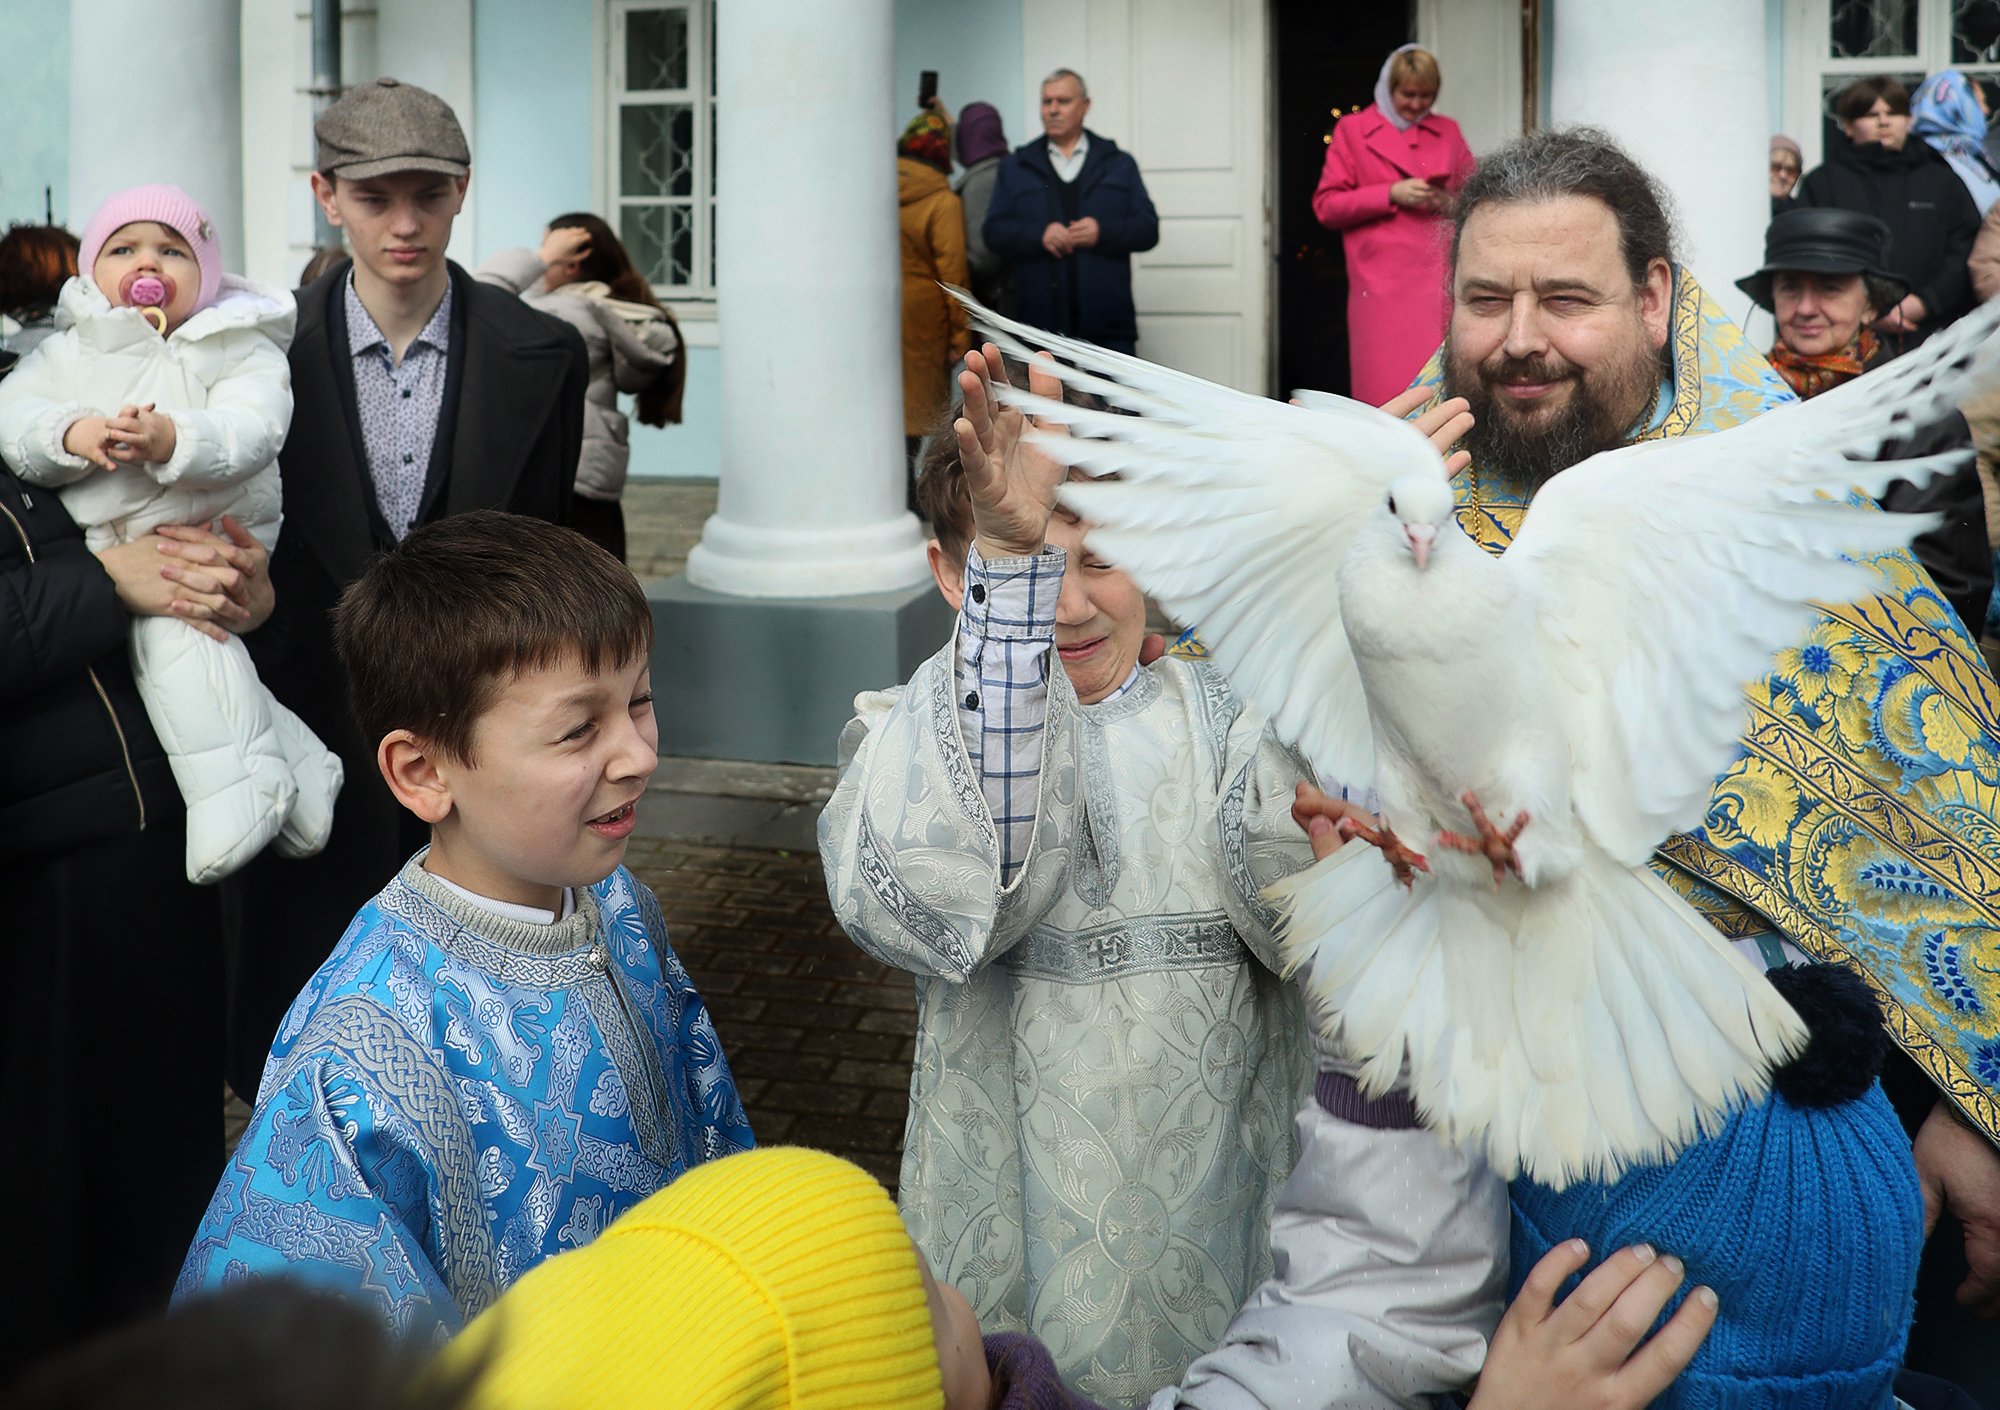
top-left (471, 0), bottom-right (721, 480)
top-left (473, 0), bottom-right (595, 242)
top-left (644, 357), bottom-right (724, 479)
top-left (0, 0), bottom-right (73, 231)
top-left (893, 0), bottom-right (1027, 158)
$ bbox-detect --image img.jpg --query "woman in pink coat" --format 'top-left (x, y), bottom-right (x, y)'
top-left (1313, 45), bottom-right (1476, 404)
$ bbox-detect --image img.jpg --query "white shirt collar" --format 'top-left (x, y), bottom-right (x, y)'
top-left (1048, 130), bottom-right (1090, 180)
top-left (430, 873), bottom-right (576, 926)
top-left (1102, 662), bottom-right (1140, 702)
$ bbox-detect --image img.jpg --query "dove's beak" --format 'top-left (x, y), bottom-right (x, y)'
top-left (1404, 523), bottom-right (1436, 571)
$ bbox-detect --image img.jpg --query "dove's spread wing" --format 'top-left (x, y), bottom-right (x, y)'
top-left (958, 294), bottom-right (1448, 790)
top-left (1504, 300), bottom-right (2000, 864)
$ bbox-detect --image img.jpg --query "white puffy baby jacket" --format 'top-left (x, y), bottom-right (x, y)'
top-left (0, 274), bottom-right (342, 882)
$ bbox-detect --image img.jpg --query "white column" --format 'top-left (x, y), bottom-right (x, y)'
top-left (69, 0), bottom-right (243, 270)
top-left (1551, 0), bottom-right (1768, 308)
top-left (1417, 0), bottom-right (1525, 158)
top-left (687, 0), bottom-right (929, 598)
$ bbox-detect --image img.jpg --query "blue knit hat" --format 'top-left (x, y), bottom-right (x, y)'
top-left (1509, 966), bottom-right (1924, 1410)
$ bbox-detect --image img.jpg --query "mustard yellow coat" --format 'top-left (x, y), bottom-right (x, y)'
top-left (899, 157), bottom-right (973, 437)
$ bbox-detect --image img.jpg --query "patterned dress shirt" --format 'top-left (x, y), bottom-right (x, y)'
top-left (344, 273), bottom-right (452, 539)
top-left (955, 543), bottom-right (1134, 882)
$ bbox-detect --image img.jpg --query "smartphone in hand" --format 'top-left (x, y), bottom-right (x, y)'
top-left (919, 69), bottom-right (939, 108)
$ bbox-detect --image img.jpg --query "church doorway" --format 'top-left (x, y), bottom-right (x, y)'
top-left (1270, 0), bottom-right (1417, 399)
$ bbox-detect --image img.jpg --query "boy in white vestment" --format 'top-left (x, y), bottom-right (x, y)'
top-left (821, 350), bottom-right (1508, 1407)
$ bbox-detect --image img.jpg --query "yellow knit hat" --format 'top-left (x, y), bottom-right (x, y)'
top-left (440, 1147), bottom-right (946, 1410)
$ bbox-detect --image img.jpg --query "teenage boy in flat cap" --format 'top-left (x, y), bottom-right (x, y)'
top-left (222, 77), bottom-right (590, 1101)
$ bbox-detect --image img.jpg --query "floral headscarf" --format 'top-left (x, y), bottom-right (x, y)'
top-left (1911, 70), bottom-right (1987, 163)
top-left (898, 110), bottom-right (952, 175)
top-left (1911, 70), bottom-right (2000, 210)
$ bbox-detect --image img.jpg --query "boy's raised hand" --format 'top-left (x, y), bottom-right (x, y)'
top-left (955, 344), bottom-right (1069, 562)
top-left (1468, 1240), bottom-right (1717, 1410)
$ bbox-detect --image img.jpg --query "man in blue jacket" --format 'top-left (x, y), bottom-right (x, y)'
top-left (982, 68), bottom-right (1159, 354)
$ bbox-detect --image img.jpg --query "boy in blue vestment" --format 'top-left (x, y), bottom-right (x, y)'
top-left (176, 511), bottom-right (752, 1335)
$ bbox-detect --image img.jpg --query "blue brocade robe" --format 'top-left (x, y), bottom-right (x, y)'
top-left (176, 857), bottom-right (753, 1335)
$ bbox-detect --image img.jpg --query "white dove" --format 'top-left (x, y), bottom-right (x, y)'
top-left (954, 291), bottom-right (2000, 1190)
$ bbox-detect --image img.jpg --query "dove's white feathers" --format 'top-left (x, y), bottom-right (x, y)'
top-left (1510, 334), bottom-right (1990, 861)
top-left (1264, 837), bottom-right (1799, 1183)
top-left (969, 305), bottom-right (1444, 793)
top-left (957, 290), bottom-right (2000, 1187)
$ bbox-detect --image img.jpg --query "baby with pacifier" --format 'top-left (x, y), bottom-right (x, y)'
top-left (0, 184), bottom-right (341, 883)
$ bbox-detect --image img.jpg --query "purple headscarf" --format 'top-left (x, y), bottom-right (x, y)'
top-left (956, 102), bottom-right (1009, 166)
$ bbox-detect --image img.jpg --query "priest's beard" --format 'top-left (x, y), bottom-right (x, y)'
top-left (1443, 324), bottom-right (1670, 489)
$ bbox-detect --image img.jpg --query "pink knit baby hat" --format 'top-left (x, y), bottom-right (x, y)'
top-left (78, 184), bottom-right (223, 315)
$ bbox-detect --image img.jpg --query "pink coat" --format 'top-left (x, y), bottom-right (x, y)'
top-left (1312, 107), bottom-right (1476, 405)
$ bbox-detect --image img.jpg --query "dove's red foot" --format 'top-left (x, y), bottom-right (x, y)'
top-left (1435, 790), bottom-right (1530, 887)
top-left (1336, 814), bottom-right (1431, 890)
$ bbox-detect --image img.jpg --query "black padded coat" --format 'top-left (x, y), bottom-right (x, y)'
top-left (0, 463), bottom-right (175, 858)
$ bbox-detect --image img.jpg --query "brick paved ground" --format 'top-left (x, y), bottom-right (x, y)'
top-left (623, 480), bottom-right (718, 581)
top-left (622, 834), bottom-right (916, 1195)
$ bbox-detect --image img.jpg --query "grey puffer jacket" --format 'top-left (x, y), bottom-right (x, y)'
top-left (476, 249), bottom-right (681, 501)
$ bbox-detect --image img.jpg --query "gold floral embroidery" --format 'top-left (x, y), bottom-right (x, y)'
top-left (1706, 758), bottom-right (1801, 852)
top-left (1774, 623), bottom-right (1869, 711)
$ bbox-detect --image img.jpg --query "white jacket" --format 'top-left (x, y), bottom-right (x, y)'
top-left (0, 274), bottom-right (340, 883)
top-left (0, 274), bottom-right (294, 547)
top-left (475, 250), bottom-right (680, 502)
top-left (1149, 1055), bottom-right (1507, 1410)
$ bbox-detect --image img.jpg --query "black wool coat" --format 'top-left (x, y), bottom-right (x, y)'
top-left (0, 463), bottom-right (176, 858)
top-left (0, 463), bottom-right (224, 1365)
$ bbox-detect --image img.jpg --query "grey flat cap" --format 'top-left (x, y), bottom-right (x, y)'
top-left (315, 77), bottom-right (470, 180)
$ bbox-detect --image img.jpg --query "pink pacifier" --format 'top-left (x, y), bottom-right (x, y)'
top-left (121, 271), bottom-right (173, 335)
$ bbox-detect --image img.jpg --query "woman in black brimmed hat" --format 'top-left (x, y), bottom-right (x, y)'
top-left (1737, 207), bottom-right (1908, 396)
top-left (1737, 207), bottom-right (1992, 634)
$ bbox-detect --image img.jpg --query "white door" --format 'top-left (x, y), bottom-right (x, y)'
top-left (1023, 0), bottom-right (1269, 393)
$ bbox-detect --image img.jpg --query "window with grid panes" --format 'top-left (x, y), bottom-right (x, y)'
top-left (1798, 0), bottom-right (2000, 160)
top-left (609, 0), bottom-right (716, 299)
